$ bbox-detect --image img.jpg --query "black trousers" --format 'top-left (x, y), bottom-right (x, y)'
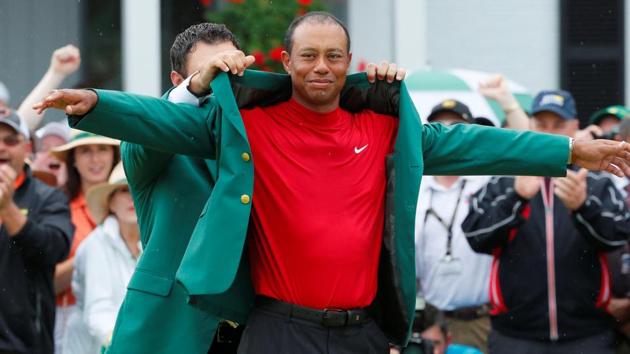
top-left (488, 330), bottom-right (616, 354)
top-left (236, 307), bottom-right (389, 354)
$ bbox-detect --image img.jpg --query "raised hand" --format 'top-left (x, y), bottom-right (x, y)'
top-left (514, 176), bottom-right (542, 199)
top-left (50, 44), bottom-right (81, 76)
top-left (32, 89), bottom-right (97, 116)
top-left (0, 164), bottom-right (17, 210)
top-left (553, 168), bottom-right (588, 210)
top-left (189, 50), bottom-right (256, 96)
top-left (366, 61), bottom-right (406, 84)
top-left (478, 74), bottom-right (519, 109)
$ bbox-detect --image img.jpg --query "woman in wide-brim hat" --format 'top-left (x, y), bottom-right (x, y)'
top-left (50, 129), bottom-right (120, 347)
top-left (62, 162), bottom-right (141, 354)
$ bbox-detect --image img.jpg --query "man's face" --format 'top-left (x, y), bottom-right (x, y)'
top-left (32, 135), bottom-right (67, 186)
top-left (531, 111), bottom-right (578, 137)
top-left (597, 115), bottom-right (620, 134)
top-left (281, 21), bottom-right (351, 113)
top-left (430, 112), bottom-right (468, 126)
top-left (170, 40), bottom-right (238, 85)
top-left (0, 125), bottom-right (29, 174)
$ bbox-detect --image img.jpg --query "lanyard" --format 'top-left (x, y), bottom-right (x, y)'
top-left (423, 179), bottom-right (467, 258)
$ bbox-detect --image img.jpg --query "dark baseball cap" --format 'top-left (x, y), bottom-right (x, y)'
top-left (0, 110), bottom-right (29, 139)
top-left (427, 99), bottom-right (474, 123)
top-left (588, 105), bottom-right (629, 125)
top-left (473, 116), bottom-right (495, 127)
top-left (531, 90), bottom-right (577, 120)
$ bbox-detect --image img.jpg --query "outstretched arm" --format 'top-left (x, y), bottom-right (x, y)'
top-left (32, 50), bottom-right (257, 159)
top-left (18, 44), bottom-right (80, 131)
top-left (422, 123), bottom-right (630, 177)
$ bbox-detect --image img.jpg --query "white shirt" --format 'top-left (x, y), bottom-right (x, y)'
top-left (167, 75), bottom-right (203, 105)
top-left (415, 175), bottom-right (492, 311)
top-left (63, 216), bottom-right (141, 354)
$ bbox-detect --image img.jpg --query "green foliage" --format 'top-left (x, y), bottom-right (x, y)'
top-left (206, 0), bottom-right (326, 72)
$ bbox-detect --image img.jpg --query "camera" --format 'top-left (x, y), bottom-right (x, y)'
top-left (405, 333), bottom-right (435, 354)
top-left (593, 124), bottom-right (619, 140)
top-left (401, 298), bottom-right (444, 354)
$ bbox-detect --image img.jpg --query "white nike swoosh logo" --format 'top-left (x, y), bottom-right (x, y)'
top-left (354, 144), bottom-right (369, 154)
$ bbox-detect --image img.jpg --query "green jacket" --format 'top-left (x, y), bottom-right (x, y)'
top-left (70, 70), bottom-right (569, 346)
top-left (106, 143), bottom-right (220, 353)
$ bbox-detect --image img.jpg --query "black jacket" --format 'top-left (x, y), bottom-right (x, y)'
top-left (0, 167), bottom-right (74, 354)
top-left (462, 172), bottom-right (630, 342)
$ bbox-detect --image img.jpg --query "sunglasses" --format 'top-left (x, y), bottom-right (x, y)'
top-left (0, 135), bottom-right (23, 147)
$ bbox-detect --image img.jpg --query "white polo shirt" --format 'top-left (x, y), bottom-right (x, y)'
top-left (415, 175), bottom-right (492, 311)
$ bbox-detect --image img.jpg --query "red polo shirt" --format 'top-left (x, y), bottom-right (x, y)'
top-left (241, 99), bottom-right (398, 310)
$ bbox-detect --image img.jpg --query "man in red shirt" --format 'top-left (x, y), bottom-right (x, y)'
top-left (205, 14), bottom-right (401, 352)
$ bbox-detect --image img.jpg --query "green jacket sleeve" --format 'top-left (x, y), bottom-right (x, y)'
top-left (69, 90), bottom-right (217, 159)
top-left (121, 142), bottom-right (173, 191)
top-left (422, 123), bottom-right (569, 177)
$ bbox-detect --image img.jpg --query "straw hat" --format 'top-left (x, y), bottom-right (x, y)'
top-left (86, 162), bottom-right (128, 224)
top-left (50, 129), bottom-right (119, 161)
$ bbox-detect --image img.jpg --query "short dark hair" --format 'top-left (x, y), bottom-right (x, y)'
top-left (283, 11), bottom-right (350, 54)
top-left (170, 23), bottom-right (240, 77)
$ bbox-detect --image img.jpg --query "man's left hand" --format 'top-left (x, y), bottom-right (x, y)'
top-left (0, 165), bottom-right (17, 210)
top-left (572, 139), bottom-right (630, 177)
top-left (553, 168), bottom-right (587, 210)
top-left (366, 61), bottom-right (406, 83)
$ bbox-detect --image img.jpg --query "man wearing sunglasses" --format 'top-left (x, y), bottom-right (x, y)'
top-left (0, 110), bottom-right (74, 354)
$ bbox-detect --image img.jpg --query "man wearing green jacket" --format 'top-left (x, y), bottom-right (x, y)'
top-left (36, 12), bottom-right (630, 353)
top-left (103, 23), bottom-right (241, 354)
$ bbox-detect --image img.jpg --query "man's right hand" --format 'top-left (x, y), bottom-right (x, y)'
top-left (32, 89), bottom-right (98, 116)
top-left (514, 176), bottom-right (541, 199)
top-left (189, 50), bottom-right (255, 96)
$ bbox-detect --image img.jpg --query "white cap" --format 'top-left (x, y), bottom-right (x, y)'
top-left (0, 82), bottom-right (9, 104)
top-left (34, 121), bottom-right (70, 150)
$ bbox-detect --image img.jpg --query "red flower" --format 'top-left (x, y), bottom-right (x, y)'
top-left (356, 59), bottom-right (367, 72)
top-left (252, 50), bottom-right (265, 66)
top-left (296, 7), bottom-right (307, 16)
top-left (297, 0), bottom-right (312, 5)
top-left (199, 0), bottom-right (212, 6)
top-left (269, 46), bottom-right (284, 62)
top-left (260, 65), bottom-right (273, 72)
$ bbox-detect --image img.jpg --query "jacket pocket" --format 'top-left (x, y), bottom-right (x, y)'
top-left (127, 269), bottom-right (174, 297)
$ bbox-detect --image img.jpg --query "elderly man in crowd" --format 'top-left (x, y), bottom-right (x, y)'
top-left (462, 90), bottom-right (630, 354)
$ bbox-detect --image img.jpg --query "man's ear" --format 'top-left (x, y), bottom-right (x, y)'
top-left (170, 71), bottom-right (185, 86)
top-left (281, 51), bottom-right (291, 74)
